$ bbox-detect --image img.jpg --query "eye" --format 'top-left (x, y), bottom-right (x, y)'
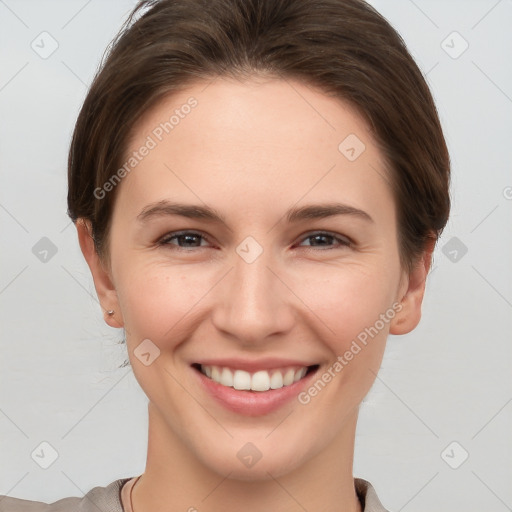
top-left (297, 231), bottom-right (351, 249)
top-left (158, 230), bottom-right (212, 250)
top-left (157, 230), bottom-right (352, 251)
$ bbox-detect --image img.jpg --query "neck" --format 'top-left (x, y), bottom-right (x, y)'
top-left (132, 403), bottom-right (362, 512)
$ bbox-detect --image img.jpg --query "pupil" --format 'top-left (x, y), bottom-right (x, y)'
top-left (312, 235), bottom-right (331, 245)
top-left (181, 235), bottom-right (199, 246)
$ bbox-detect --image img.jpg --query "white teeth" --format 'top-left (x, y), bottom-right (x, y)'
top-left (211, 366), bottom-right (221, 382)
top-left (233, 370), bottom-right (251, 390)
top-left (199, 364), bottom-right (311, 392)
top-left (252, 370), bottom-right (270, 391)
top-left (283, 368), bottom-right (295, 386)
top-left (270, 371), bottom-right (283, 389)
top-left (220, 367), bottom-right (233, 387)
top-left (294, 367), bottom-right (307, 382)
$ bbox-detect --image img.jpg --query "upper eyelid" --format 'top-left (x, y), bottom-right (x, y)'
top-left (158, 230), bottom-right (352, 247)
top-left (300, 231), bottom-right (352, 245)
top-left (299, 232), bottom-right (353, 248)
top-left (158, 230), bottom-right (212, 244)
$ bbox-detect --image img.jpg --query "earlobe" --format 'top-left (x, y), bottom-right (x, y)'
top-left (76, 218), bottom-right (124, 328)
top-left (390, 237), bottom-right (436, 335)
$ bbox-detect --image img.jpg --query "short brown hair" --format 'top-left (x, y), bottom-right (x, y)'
top-left (67, 0), bottom-right (450, 272)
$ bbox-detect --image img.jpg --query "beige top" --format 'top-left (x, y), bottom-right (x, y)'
top-left (0, 476), bottom-right (390, 511)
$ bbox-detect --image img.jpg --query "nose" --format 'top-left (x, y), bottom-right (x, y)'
top-left (210, 246), bottom-right (296, 345)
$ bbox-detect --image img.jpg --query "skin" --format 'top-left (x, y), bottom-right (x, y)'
top-left (77, 76), bottom-right (433, 512)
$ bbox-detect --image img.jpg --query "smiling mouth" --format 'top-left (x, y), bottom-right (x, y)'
top-left (191, 363), bottom-right (319, 392)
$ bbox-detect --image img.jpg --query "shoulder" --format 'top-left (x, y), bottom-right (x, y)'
top-left (0, 478), bottom-right (132, 512)
top-left (354, 477), bottom-right (391, 512)
top-left (2, 476), bottom-right (389, 511)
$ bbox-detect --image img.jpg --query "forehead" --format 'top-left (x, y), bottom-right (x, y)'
top-left (117, 77), bottom-right (394, 223)
top-left (131, 76), bottom-right (376, 156)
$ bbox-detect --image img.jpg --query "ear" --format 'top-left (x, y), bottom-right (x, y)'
top-left (76, 218), bottom-right (124, 328)
top-left (389, 237), bottom-right (435, 335)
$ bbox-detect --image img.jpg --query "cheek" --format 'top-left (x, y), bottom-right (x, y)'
top-left (296, 270), bottom-right (397, 413)
top-left (294, 262), bottom-right (398, 345)
top-left (115, 245), bottom-right (401, 362)
top-left (116, 262), bottom-right (212, 345)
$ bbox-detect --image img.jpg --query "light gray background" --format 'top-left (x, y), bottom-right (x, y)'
top-left (0, 1), bottom-right (511, 510)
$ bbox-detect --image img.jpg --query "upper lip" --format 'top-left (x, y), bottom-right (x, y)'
top-left (192, 358), bottom-right (318, 373)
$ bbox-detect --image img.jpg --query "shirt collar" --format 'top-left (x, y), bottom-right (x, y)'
top-left (81, 476), bottom-right (390, 512)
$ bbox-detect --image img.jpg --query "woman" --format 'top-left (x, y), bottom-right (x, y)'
top-left (0, 0), bottom-right (450, 510)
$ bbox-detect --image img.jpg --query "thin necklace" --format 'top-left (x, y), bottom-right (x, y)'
top-left (129, 476), bottom-right (141, 511)
top-left (128, 475), bottom-right (363, 512)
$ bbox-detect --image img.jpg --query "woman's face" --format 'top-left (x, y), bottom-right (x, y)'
top-left (82, 77), bottom-right (428, 480)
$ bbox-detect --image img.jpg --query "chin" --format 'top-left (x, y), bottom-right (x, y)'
top-left (201, 444), bottom-right (308, 482)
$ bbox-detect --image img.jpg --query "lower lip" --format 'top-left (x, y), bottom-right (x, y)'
top-left (192, 365), bottom-right (319, 416)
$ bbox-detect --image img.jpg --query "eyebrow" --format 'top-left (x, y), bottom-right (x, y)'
top-left (136, 200), bottom-right (374, 225)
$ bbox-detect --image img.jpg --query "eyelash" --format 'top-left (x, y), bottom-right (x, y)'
top-left (157, 230), bottom-right (352, 251)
